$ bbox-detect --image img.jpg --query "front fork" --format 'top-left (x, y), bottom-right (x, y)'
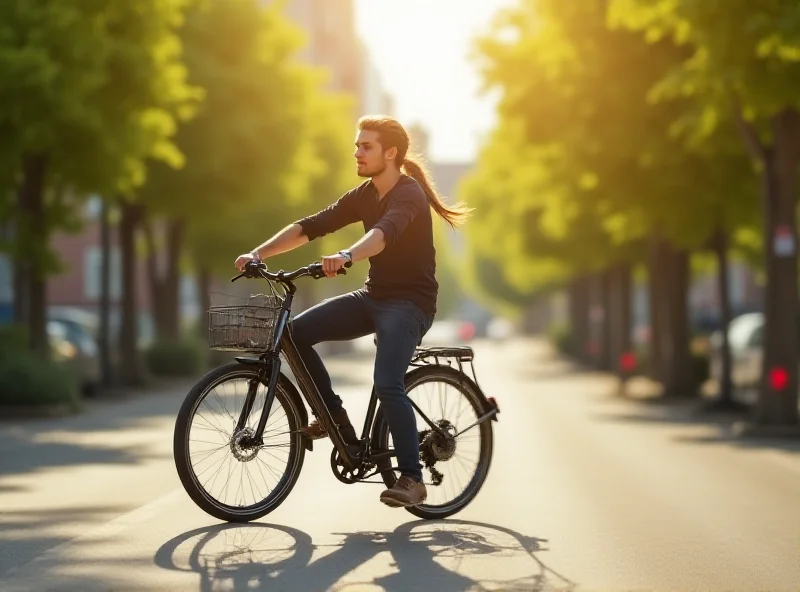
top-left (234, 304), bottom-right (291, 442)
top-left (235, 354), bottom-right (281, 443)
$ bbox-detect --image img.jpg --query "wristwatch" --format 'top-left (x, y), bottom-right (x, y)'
top-left (338, 249), bottom-right (353, 263)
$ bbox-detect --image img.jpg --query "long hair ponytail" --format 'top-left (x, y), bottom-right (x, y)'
top-left (358, 116), bottom-right (473, 229)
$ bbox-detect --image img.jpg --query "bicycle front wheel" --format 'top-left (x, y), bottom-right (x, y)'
top-left (173, 362), bottom-right (305, 523)
top-left (370, 365), bottom-right (494, 520)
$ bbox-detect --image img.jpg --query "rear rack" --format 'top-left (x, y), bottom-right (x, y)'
top-left (410, 345), bottom-right (480, 387)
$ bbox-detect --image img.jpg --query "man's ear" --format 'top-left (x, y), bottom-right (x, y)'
top-left (385, 146), bottom-right (397, 161)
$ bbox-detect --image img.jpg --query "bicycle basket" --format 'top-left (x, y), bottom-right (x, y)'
top-left (208, 294), bottom-right (283, 352)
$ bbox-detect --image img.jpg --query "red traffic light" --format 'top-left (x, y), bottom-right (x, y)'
top-left (768, 366), bottom-right (790, 391)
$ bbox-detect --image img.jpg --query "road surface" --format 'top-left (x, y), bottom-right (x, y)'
top-left (1, 337), bottom-right (799, 591)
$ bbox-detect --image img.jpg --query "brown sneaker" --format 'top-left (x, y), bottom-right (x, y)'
top-left (299, 409), bottom-right (358, 444)
top-left (380, 475), bottom-right (427, 508)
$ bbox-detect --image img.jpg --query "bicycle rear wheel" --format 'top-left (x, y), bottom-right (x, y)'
top-left (174, 362), bottom-right (305, 522)
top-left (370, 365), bottom-right (494, 520)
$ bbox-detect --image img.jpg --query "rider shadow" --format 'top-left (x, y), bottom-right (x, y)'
top-left (154, 519), bottom-right (576, 591)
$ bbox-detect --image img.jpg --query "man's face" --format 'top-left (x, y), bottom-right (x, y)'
top-left (354, 129), bottom-right (394, 177)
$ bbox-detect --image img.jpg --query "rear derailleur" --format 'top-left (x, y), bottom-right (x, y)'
top-left (419, 420), bottom-right (457, 487)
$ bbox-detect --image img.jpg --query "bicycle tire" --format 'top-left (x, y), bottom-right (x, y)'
top-left (370, 365), bottom-right (494, 520)
top-left (174, 362), bottom-right (306, 523)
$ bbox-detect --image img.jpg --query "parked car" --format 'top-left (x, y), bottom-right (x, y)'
top-left (47, 307), bottom-right (101, 395)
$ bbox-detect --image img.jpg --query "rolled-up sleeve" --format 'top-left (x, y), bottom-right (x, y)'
top-left (296, 188), bottom-right (360, 241)
top-left (372, 186), bottom-right (427, 247)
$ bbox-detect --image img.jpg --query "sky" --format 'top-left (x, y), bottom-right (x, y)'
top-left (354, 0), bottom-right (516, 164)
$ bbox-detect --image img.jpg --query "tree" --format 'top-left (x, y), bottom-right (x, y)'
top-left (0, 0), bottom-right (199, 353)
top-left (610, 0), bottom-right (800, 427)
top-left (135, 0), bottom-right (351, 340)
top-left (465, 0), bottom-right (760, 394)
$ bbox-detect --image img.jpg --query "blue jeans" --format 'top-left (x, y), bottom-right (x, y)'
top-left (290, 289), bottom-right (434, 481)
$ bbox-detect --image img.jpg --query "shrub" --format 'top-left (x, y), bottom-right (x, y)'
top-left (547, 322), bottom-right (572, 354)
top-left (145, 339), bottom-right (206, 377)
top-left (0, 349), bottom-right (80, 407)
top-left (692, 351), bottom-right (710, 384)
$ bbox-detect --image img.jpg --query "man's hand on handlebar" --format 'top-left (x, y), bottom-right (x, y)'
top-left (230, 256), bottom-right (351, 283)
top-left (234, 252), bottom-right (259, 272)
top-left (321, 254), bottom-right (350, 278)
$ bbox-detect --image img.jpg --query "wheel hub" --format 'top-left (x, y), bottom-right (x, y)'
top-left (230, 427), bottom-right (259, 462)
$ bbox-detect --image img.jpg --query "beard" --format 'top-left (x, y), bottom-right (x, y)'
top-left (357, 161), bottom-right (387, 178)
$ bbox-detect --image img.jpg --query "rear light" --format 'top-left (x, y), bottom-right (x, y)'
top-left (487, 397), bottom-right (499, 419)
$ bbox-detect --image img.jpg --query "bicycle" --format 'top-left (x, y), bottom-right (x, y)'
top-left (173, 259), bottom-right (500, 522)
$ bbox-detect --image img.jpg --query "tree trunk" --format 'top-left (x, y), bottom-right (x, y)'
top-left (15, 154), bottom-right (48, 354)
top-left (197, 265), bottom-right (211, 339)
top-left (755, 110), bottom-right (800, 426)
top-left (146, 217), bottom-right (184, 342)
top-left (714, 227), bottom-right (735, 405)
top-left (13, 260), bottom-right (29, 328)
top-left (99, 199), bottom-right (113, 386)
top-left (594, 269), bottom-right (612, 371)
top-left (608, 262), bottom-right (632, 380)
top-left (118, 201), bottom-right (143, 386)
top-left (648, 238), bottom-right (665, 381)
top-left (568, 275), bottom-right (591, 362)
top-left (662, 244), bottom-right (695, 398)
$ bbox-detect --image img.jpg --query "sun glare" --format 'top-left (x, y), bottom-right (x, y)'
top-left (355, 0), bottom-right (516, 163)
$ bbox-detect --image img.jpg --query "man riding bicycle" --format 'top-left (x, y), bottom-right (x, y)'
top-left (235, 115), bottom-right (471, 508)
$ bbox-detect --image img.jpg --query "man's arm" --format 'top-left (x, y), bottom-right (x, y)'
top-left (320, 186), bottom-right (426, 276)
top-left (237, 188), bottom-right (361, 271)
top-left (251, 223), bottom-right (309, 260)
top-left (346, 187), bottom-right (426, 262)
top-left (296, 189), bottom-right (361, 242)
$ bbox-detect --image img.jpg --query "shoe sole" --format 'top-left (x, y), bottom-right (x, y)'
top-left (380, 495), bottom-right (427, 508)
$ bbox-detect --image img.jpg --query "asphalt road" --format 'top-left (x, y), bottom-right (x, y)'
top-left (1, 337), bottom-right (799, 591)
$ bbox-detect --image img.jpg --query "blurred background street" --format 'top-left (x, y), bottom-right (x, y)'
top-left (2, 0), bottom-right (800, 590)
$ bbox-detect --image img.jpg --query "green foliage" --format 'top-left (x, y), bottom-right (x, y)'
top-left (134, 0), bottom-right (360, 284)
top-left (145, 338), bottom-right (206, 377)
top-left (0, 327), bottom-right (79, 407)
top-left (0, 0), bottom-right (200, 262)
top-left (461, 0), bottom-right (760, 309)
top-left (609, 0), bottom-right (800, 140)
top-left (547, 321), bottom-right (572, 355)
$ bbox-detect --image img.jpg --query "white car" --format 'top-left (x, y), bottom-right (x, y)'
top-left (709, 312), bottom-right (765, 401)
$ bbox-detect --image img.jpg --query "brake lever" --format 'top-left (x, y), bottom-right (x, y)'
top-left (231, 261), bottom-right (267, 282)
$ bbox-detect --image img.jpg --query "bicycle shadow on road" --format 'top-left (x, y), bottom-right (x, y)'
top-left (154, 519), bottom-right (576, 591)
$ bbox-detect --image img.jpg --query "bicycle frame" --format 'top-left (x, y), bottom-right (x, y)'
top-left (230, 262), bottom-right (496, 475)
top-left (231, 267), bottom-right (370, 472)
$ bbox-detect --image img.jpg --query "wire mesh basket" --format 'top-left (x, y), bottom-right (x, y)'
top-left (208, 293), bottom-right (283, 352)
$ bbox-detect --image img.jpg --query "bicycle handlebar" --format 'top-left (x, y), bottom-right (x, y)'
top-left (230, 260), bottom-right (352, 284)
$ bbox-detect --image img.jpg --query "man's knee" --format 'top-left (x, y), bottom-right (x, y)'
top-left (373, 376), bottom-right (406, 401)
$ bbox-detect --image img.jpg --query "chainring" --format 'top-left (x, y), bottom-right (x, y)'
top-left (330, 448), bottom-right (374, 484)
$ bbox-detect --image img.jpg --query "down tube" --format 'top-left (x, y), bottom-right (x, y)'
top-left (279, 326), bottom-right (358, 468)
